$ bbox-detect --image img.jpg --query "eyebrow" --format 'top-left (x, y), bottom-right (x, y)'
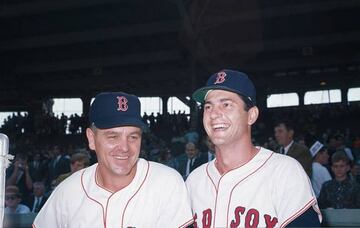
top-left (205, 98), bottom-right (234, 104)
top-left (103, 130), bottom-right (142, 136)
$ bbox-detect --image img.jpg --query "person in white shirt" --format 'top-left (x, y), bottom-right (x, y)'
top-left (33, 92), bottom-right (193, 228)
top-left (310, 141), bottom-right (332, 198)
top-left (4, 185), bottom-right (30, 214)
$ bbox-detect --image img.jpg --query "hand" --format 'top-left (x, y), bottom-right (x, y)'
top-left (14, 160), bottom-right (22, 170)
top-left (14, 160), bottom-right (26, 171)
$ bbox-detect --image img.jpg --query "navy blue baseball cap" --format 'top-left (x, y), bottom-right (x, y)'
top-left (192, 69), bottom-right (256, 106)
top-left (89, 92), bottom-right (147, 130)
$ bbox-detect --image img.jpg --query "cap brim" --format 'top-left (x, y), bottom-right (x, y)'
top-left (192, 85), bottom-right (254, 105)
top-left (93, 116), bottom-right (147, 130)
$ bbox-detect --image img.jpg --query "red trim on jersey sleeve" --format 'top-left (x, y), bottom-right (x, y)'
top-left (121, 160), bottom-right (150, 227)
top-left (179, 218), bottom-right (195, 228)
top-left (280, 198), bottom-right (318, 228)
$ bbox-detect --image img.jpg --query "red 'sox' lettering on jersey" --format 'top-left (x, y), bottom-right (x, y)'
top-left (202, 208), bottom-right (212, 228)
top-left (245, 209), bottom-right (260, 228)
top-left (264, 214), bottom-right (278, 228)
top-left (230, 206), bottom-right (246, 228)
top-left (199, 206), bottom-right (278, 228)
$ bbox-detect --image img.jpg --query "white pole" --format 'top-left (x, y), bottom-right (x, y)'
top-left (0, 133), bottom-right (13, 228)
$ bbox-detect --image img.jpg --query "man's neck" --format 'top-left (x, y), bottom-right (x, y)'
top-left (283, 140), bottom-right (294, 152)
top-left (215, 142), bottom-right (258, 175)
top-left (96, 166), bottom-right (137, 193)
top-left (335, 176), bottom-right (348, 182)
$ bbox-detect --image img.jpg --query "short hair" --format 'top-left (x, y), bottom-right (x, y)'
top-left (71, 152), bottom-right (90, 167)
top-left (5, 185), bottom-right (21, 197)
top-left (238, 94), bottom-right (253, 111)
top-left (275, 120), bottom-right (295, 131)
top-left (331, 150), bottom-right (350, 165)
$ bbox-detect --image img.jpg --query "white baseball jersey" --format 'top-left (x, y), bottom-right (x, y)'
top-left (186, 147), bottom-right (322, 228)
top-left (33, 158), bottom-right (193, 228)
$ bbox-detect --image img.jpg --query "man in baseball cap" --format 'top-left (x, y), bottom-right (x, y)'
top-left (309, 141), bottom-right (331, 197)
top-left (192, 69), bottom-right (256, 107)
top-left (186, 69), bottom-right (321, 227)
top-left (89, 92), bottom-right (147, 130)
top-left (34, 92), bottom-right (194, 227)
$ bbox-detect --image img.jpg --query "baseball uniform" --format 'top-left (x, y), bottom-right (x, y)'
top-left (33, 158), bottom-right (193, 228)
top-left (186, 147), bottom-right (322, 228)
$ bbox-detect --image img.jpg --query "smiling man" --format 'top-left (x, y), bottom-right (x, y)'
top-left (33, 92), bottom-right (193, 228)
top-left (186, 69), bottom-right (322, 227)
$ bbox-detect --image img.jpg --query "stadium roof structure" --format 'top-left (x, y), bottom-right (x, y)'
top-left (1, 0), bottom-right (360, 111)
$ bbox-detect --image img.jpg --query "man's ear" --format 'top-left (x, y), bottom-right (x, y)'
top-left (86, 128), bottom-right (96, 151)
top-left (289, 129), bottom-right (295, 138)
top-left (248, 106), bottom-right (259, 126)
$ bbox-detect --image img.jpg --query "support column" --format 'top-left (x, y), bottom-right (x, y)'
top-left (161, 96), bottom-right (169, 115)
top-left (298, 90), bottom-right (305, 106)
top-left (341, 87), bottom-right (348, 105)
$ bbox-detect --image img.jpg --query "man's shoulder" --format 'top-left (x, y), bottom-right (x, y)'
top-left (186, 162), bottom-right (209, 181)
top-left (147, 160), bottom-right (184, 179)
top-left (17, 204), bottom-right (30, 213)
top-left (322, 179), bottom-right (335, 188)
top-left (290, 142), bottom-right (309, 151)
top-left (56, 165), bottom-right (95, 188)
top-left (288, 142), bottom-right (311, 158)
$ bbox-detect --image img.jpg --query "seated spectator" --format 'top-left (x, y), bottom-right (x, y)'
top-left (4, 185), bottom-right (30, 214)
top-left (23, 181), bottom-right (48, 213)
top-left (310, 141), bottom-right (332, 198)
top-left (28, 152), bottom-right (48, 182)
top-left (6, 153), bottom-right (33, 199)
top-left (350, 158), bottom-right (360, 184)
top-left (274, 120), bottom-right (313, 177)
top-left (53, 152), bottom-right (90, 186)
top-left (318, 151), bottom-right (360, 209)
top-left (47, 145), bottom-right (71, 186)
top-left (171, 142), bottom-right (207, 180)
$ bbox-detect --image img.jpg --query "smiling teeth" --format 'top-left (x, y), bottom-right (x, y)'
top-left (213, 124), bottom-right (227, 129)
top-left (114, 156), bottom-right (128, 160)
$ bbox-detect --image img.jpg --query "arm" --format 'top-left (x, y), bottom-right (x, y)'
top-left (287, 207), bottom-right (320, 227)
top-left (24, 164), bottom-right (34, 191)
top-left (355, 183), bottom-right (360, 208)
top-left (158, 172), bottom-right (194, 228)
top-left (274, 157), bottom-right (321, 227)
top-left (301, 148), bottom-right (313, 178)
top-left (33, 186), bottom-right (65, 228)
top-left (6, 161), bottom-right (20, 186)
top-left (317, 183), bottom-right (330, 209)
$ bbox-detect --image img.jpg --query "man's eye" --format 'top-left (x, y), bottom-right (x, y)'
top-left (223, 102), bottom-right (230, 107)
top-left (129, 136), bottom-right (139, 141)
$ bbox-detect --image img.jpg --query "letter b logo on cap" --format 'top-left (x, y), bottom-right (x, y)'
top-left (214, 72), bottom-right (226, 84)
top-left (117, 96), bottom-right (128, 111)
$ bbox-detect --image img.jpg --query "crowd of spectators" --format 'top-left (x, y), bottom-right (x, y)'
top-left (2, 102), bottom-right (360, 215)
